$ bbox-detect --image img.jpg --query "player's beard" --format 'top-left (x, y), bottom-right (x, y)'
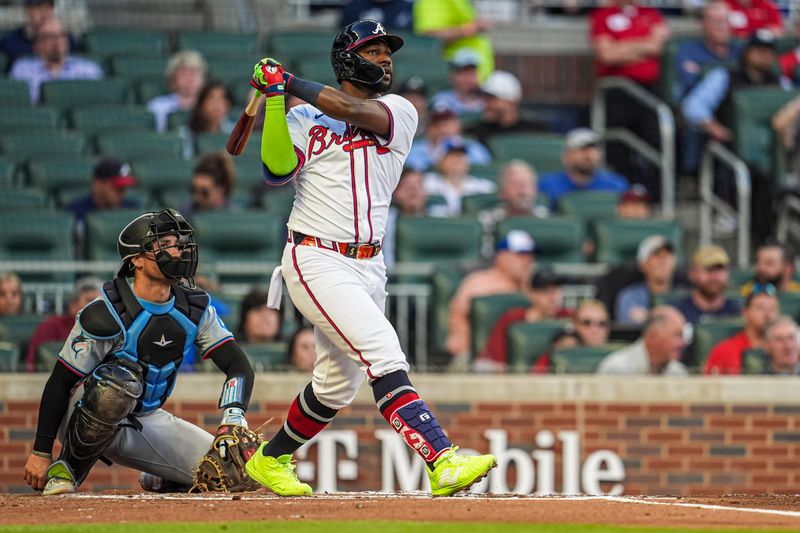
top-left (352, 75), bottom-right (392, 95)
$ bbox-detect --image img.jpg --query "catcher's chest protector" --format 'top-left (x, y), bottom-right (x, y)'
top-left (101, 278), bottom-right (208, 413)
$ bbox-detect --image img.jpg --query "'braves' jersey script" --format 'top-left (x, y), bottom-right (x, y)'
top-left (286, 93), bottom-right (418, 243)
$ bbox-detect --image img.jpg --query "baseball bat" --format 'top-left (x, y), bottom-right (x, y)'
top-left (226, 92), bottom-right (263, 156)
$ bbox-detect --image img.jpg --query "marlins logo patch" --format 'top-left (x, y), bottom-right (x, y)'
top-left (70, 333), bottom-right (89, 359)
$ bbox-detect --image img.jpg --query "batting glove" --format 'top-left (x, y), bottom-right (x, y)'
top-left (251, 57), bottom-right (287, 97)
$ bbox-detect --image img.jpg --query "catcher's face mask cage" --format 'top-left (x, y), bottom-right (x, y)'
top-left (117, 209), bottom-right (199, 284)
top-left (330, 19), bottom-right (404, 88)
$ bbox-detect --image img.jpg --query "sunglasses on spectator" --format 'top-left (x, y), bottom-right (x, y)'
top-left (192, 186), bottom-right (211, 199)
top-left (752, 282), bottom-right (778, 296)
top-left (578, 318), bottom-right (610, 328)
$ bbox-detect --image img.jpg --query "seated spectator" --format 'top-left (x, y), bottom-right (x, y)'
top-left (465, 71), bottom-right (548, 146)
top-left (286, 326), bottom-right (315, 372)
top-left (65, 158), bottom-right (141, 233)
top-left (724, 0), bottom-right (783, 38)
top-left (0, 272), bottom-right (23, 317)
top-left (10, 16), bottom-right (102, 103)
top-left (671, 245), bottom-right (741, 325)
top-left (597, 305), bottom-right (689, 375)
top-left (772, 92), bottom-right (800, 178)
top-left (616, 183), bottom-right (653, 219)
top-left (235, 289), bottom-right (282, 345)
top-left (0, 0), bottom-right (76, 69)
top-left (396, 76), bottom-right (429, 136)
top-left (704, 284), bottom-right (779, 374)
top-left (406, 101), bottom-right (491, 171)
top-left (430, 49), bottom-right (485, 116)
top-left (26, 276), bottom-right (101, 371)
top-left (616, 235), bottom-right (677, 325)
top-left (446, 230), bottom-right (536, 369)
top-left (741, 240), bottom-right (800, 296)
top-left (539, 128), bottom-right (629, 211)
top-left (181, 152), bottom-right (238, 220)
top-left (147, 50), bottom-right (208, 133)
top-left (476, 269), bottom-right (573, 372)
top-left (179, 80), bottom-right (234, 159)
top-left (340, 0), bottom-right (414, 30)
top-left (762, 316), bottom-right (800, 375)
top-left (423, 137), bottom-right (496, 216)
top-left (413, 0), bottom-right (495, 81)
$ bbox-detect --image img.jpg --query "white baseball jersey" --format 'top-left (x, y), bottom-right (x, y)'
top-left (285, 93), bottom-right (418, 243)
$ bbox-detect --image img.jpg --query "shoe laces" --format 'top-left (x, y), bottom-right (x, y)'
top-left (435, 446), bottom-right (464, 468)
top-left (277, 455), bottom-right (300, 476)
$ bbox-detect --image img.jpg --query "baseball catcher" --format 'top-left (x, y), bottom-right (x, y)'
top-left (23, 209), bottom-right (259, 494)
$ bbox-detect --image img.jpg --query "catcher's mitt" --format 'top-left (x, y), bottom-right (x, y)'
top-left (190, 424), bottom-right (265, 493)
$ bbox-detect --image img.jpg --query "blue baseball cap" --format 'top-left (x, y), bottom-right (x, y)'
top-left (496, 230), bottom-right (537, 254)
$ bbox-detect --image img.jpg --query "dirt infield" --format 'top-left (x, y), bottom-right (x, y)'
top-left (1, 492), bottom-right (799, 529)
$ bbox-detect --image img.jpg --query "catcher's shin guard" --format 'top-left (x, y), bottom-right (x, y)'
top-left (58, 361), bottom-right (143, 486)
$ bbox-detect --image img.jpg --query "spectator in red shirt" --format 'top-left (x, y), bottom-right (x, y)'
top-left (703, 284), bottom-right (779, 375)
top-left (26, 276), bottom-right (102, 372)
top-left (724, 0), bottom-right (783, 39)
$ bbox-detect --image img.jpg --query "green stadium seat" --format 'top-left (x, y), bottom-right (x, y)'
top-left (167, 110), bottom-right (190, 131)
top-left (211, 292), bottom-right (243, 325)
top-left (137, 79), bottom-right (169, 105)
top-left (0, 315), bottom-right (46, 358)
top-left (206, 56), bottom-right (254, 84)
top-left (70, 105), bottom-right (154, 135)
top-left (692, 318), bottom-right (744, 369)
top-left (241, 342), bottom-right (288, 371)
top-left (84, 209), bottom-right (145, 260)
top-left (0, 132), bottom-right (86, 162)
top-left (40, 79), bottom-right (131, 108)
top-left (742, 348), bottom-right (770, 375)
top-left (558, 190), bottom-right (620, 220)
top-left (778, 291), bottom-right (800, 319)
top-left (36, 340), bottom-right (64, 372)
top-left (461, 193), bottom-right (500, 216)
top-left (0, 341), bottom-right (19, 372)
top-left (192, 210), bottom-right (284, 270)
top-left (270, 31), bottom-right (337, 65)
top-left (551, 344), bottom-right (624, 374)
top-left (426, 194), bottom-right (448, 209)
top-left (84, 28), bottom-right (167, 58)
top-left (179, 31), bottom-right (259, 58)
top-left (28, 156), bottom-right (95, 205)
top-left (96, 131), bottom-right (183, 160)
top-left (593, 218), bottom-right (684, 265)
top-left (296, 58), bottom-right (339, 88)
top-left (0, 189), bottom-right (47, 209)
top-left (488, 134), bottom-right (565, 173)
top-left (0, 79), bottom-right (32, 107)
top-left (392, 57), bottom-right (451, 93)
top-left (396, 217), bottom-right (482, 265)
top-left (0, 159), bottom-right (16, 188)
top-left (110, 56), bottom-right (168, 81)
top-left (195, 132), bottom-right (229, 155)
top-left (0, 107), bottom-right (60, 129)
top-left (234, 156), bottom-right (267, 192)
top-left (130, 157), bottom-right (193, 201)
top-left (506, 321), bottom-right (567, 372)
top-left (496, 217), bottom-right (584, 265)
top-left (430, 267), bottom-right (466, 356)
top-left (470, 293), bottom-right (529, 357)
top-left (394, 32), bottom-right (441, 56)
top-left (470, 163), bottom-right (503, 182)
top-left (729, 267), bottom-right (753, 288)
top-left (258, 185), bottom-right (295, 218)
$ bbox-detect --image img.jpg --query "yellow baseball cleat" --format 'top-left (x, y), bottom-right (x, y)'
top-left (42, 461), bottom-right (76, 496)
top-left (427, 446), bottom-right (497, 497)
top-left (245, 442), bottom-right (312, 496)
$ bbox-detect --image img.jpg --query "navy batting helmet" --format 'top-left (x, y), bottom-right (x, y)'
top-left (331, 19), bottom-right (404, 87)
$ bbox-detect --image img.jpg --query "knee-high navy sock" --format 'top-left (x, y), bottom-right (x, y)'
top-left (262, 382), bottom-right (338, 457)
top-left (372, 370), bottom-right (452, 468)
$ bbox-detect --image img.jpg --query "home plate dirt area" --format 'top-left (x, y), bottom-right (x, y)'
top-left (1, 492), bottom-right (800, 528)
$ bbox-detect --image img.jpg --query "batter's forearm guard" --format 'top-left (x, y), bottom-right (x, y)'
top-left (261, 95), bottom-right (298, 177)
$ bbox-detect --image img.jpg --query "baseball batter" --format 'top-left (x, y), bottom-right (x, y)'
top-left (23, 209), bottom-right (256, 495)
top-left (244, 19), bottom-right (497, 497)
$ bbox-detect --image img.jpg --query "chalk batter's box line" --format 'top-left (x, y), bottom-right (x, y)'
top-left (66, 493), bottom-right (800, 518)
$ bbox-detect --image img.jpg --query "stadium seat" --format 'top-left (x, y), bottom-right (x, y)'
top-left (742, 348), bottom-right (769, 375)
top-left (391, 57), bottom-right (451, 93)
top-left (84, 28), bottom-right (167, 58)
top-left (130, 157), bottom-right (194, 202)
top-left (167, 110), bottom-right (191, 131)
top-left (470, 293), bottom-right (529, 357)
top-left (692, 318), bottom-right (744, 369)
top-left (296, 58), bottom-right (339, 88)
top-left (84, 209), bottom-right (144, 260)
top-left (206, 56), bottom-right (253, 84)
top-left (110, 56), bottom-right (168, 81)
top-left (0, 315), bottom-right (46, 359)
top-left (28, 157), bottom-right (95, 205)
top-left (488, 134), bottom-right (565, 173)
top-left (96, 132), bottom-right (183, 160)
top-left (551, 344), bottom-right (624, 374)
top-left (496, 217), bottom-right (584, 265)
top-left (558, 190), bottom-right (620, 220)
top-left (395, 217), bottom-right (482, 265)
top-left (241, 342), bottom-right (288, 371)
top-left (0, 159), bottom-right (16, 188)
top-left (192, 210), bottom-right (284, 265)
top-left (0, 132), bottom-right (86, 163)
top-left (394, 32), bottom-right (441, 56)
top-left (194, 132), bottom-right (230, 155)
top-left (234, 156), bottom-right (267, 192)
top-left (36, 340), bottom-right (64, 372)
top-left (0, 189), bottom-right (47, 209)
top-left (593, 218), bottom-right (684, 265)
top-left (40, 79), bottom-right (131, 108)
top-left (137, 79), bottom-right (169, 105)
top-left (461, 193), bottom-right (500, 216)
top-left (0, 79), bottom-right (32, 107)
top-left (506, 321), bottom-right (567, 372)
top-left (270, 31), bottom-right (338, 65)
top-left (430, 267), bottom-right (466, 356)
top-left (778, 291), bottom-right (800, 319)
top-left (70, 105), bottom-right (155, 135)
top-left (179, 31), bottom-right (259, 58)
top-left (0, 107), bottom-right (60, 130)
top-left (0, 341), bottom-right (19, 372)
top-left (258, 184), bottom-right (296, 218)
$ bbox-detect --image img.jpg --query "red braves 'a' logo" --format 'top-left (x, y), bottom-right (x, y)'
top-left (307, 125), bottom-right (390, 160)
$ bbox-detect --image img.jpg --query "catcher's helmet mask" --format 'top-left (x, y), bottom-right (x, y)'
top-left (117, 209), bottom-right (198, 285)
top-left (331, 19), bottom-right (404, 90)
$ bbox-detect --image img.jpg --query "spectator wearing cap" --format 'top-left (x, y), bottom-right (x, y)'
top-left (670, 245), bottom-right (741, 326)
top-left (740, 240), bottom-right (800, 296)
top-left (446, 230), bottom-right (537, 369)
top-left (423, 136), bottom-right (496, 216)
top-left (616, 184), bottom-right (652, 219)
top-left (26, 276), bottom-right (102, 372)
top-left (412, 0), bottom-right (494, 81)
top-left (64, 158), bottom-right (141, 230)
top-left (538, 128), bottom-right (629, 211)
top-left (147, 50), bottom-right (208, 133)
top-left (10, 16), bottom-right (102, 104)
top-left (762, 316), bottom-right (800, 375)
top-left (465, 71), bottom-right (547, 146)
top-left (615, 235), bottom-right (677, 325)
top-left (406, 100), bottom-right (492, 172)
top-left (704, 284), bottom-right (779, 374)
top-left (0, 0), bottom-right (77, 69)
top-left (724, 0), bottom-right (783, 39)
top-left (340, 0), bottom-right (414, 30)
top-left (597, 305), bottom-right (689, 376)
top-left (396, 76), bottom-right (429, 135)
top-left (430, 49), bottom-right (485, 116)
top-left (476, 269), bottom-right (573, 372)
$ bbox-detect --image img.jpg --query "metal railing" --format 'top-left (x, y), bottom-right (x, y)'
top-left (698, 141), bottom-right (751, 268)
top-left (591, 77), bottom-right (676, 219)
top-left (776, 194), bottom-right (800, 247)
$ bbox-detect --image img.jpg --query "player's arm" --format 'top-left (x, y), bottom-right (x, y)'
top-left (208, 340), bottom-right (255, 424)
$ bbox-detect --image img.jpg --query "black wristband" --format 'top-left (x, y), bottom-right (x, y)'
top-left (286, 76), bottom-right (325, 107)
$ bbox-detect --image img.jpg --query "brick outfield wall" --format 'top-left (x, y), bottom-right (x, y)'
top-left (2, 398), bottom-right (798, 495)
